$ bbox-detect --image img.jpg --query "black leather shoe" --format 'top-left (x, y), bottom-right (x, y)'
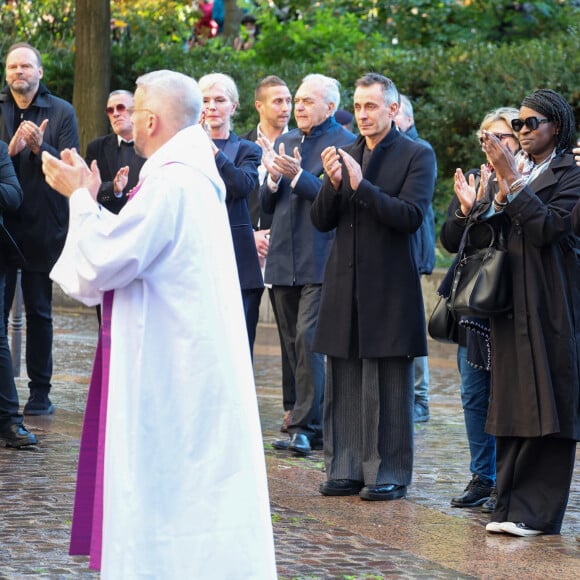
top-left (320, 479), bottom-right (364, 496)
top-left (360, 483), bottom-right (407, 501)
top-left (481, 486), bottom-right (497, 513)
top-left (0, 423), bottom-right (38, 448)
top-left (289, 433), bottom-right (312, 456)
top-left (451, 474), bottom-right (492, 507)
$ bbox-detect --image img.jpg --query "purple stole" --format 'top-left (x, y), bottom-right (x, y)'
top-left (69, 182), bottom-right (143, 570)
top-left (69, 291), bottom-right (112, 569)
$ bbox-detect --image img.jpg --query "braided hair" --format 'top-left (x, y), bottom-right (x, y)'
top-left (521, 89), bottom-right (576, 154)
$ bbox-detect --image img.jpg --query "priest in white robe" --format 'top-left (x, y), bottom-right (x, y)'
top-left (43, 70), bottom-right (277, 580)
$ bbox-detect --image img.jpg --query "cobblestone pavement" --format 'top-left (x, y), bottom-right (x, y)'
top-left (0, 307), bottom-right (578, 579)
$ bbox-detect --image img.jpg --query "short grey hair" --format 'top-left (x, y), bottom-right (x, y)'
top-left (135, 70), bottom-right (202, 129)
top-left (108, 89), bottom-right (134, 99)
top-left (355, 73), bottom-right (399, 107)
top-left (300, 73), bottom-right (341, 111)
top-left (399, 94), bottom-right (413, 118)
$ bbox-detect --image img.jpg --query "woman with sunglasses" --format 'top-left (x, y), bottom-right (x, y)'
top-left (440, 107), bottom-right (520, 514)
top-left (474, 89), bottom-right (580, 537)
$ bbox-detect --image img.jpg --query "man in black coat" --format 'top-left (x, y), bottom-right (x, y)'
top-left (312, 73), bottom-right (436, 500)
top-left (85, 90), bottom-right (145, 215)
top-left (0, 42), bottom-right (79, 415)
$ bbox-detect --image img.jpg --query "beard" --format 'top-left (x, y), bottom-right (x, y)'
top-left (8, 78), bottom-right (36, 96)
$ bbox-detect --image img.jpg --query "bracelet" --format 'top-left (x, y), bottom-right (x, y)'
top-left (493, 193), bottom-right (508, 207)
top-left (508, 177), bottom-right (525, 193)
top-left (454, 208), bottom-right (467, 219)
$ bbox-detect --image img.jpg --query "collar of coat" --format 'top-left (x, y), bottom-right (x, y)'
top-left (301, 115), bottom-right (339, 139)
top-left (0, 82), bottom-right (51, 107)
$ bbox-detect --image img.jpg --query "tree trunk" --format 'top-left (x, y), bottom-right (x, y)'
top-left (223, 0), bottom-right (242, 39)
top-left (73, 0), bottom-right (110, 155)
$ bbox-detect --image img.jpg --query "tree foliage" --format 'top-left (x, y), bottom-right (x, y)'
top-left (1, 0), bottom-right (578, 257)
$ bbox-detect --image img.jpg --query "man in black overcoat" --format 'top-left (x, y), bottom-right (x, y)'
top-left (312, 73), bottom-right (436, 500)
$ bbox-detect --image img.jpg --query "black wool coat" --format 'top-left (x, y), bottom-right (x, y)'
top-left (0, 83), bottom-right (79, 271)
top-left (481, 154), bottom-right (580, 440)
top-left (311, 126), bottom-right (436, 359)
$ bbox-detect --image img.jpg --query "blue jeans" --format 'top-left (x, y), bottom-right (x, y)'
top-left (457, 345), bottom-right (495, 485)
top-left (413, 356), bottom-right (429, 406)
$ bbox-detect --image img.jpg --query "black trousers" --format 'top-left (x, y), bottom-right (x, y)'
top-left (271, 284), bottom-right (324, 439)
top-left (491, 435), bottom-right (577, 534)
top-left (242, 287), bottom-right (264, 359)
top-left (268, 288), bottom-right (295, 411)
top-left (4, 268), bottom-right (53, 393)
top-left (0, 267), bottom-right (21, 424)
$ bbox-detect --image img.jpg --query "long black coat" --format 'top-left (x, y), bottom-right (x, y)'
top-left (0, 83), bottom-right (79, 271)
top-left (311, 127), bottom-right (436, 359)
top-left (0, 141), bottom-right (23, 267)
top-left (482, 154), bottom-right (580, 440)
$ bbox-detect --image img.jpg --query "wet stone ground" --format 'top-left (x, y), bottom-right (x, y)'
top-left (0, 308), bottom-right (578, 579)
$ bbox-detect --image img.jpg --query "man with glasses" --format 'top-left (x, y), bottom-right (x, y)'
top-left (0, 42), bottom-right (79, 416)
top-left (85, 90), bottom-right (145, 215)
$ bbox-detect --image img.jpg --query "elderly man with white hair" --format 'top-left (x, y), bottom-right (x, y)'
top-left (259, 73), bottom-right (355, 456)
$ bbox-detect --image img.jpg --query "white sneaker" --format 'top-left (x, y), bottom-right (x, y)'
top-left (485, 521), bottom-right (504, 533)
top-left (500, 522), bottom-right (543, 537)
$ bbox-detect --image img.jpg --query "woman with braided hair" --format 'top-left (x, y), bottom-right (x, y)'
top-left (472, 89), bottom-right (580, 537)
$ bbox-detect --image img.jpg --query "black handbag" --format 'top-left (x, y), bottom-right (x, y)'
top-left (428, 295), bottom-right (458, 343)
top-left (448, 222), bottom-right (511, 317)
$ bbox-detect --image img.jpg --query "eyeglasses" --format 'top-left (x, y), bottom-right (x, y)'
top-left (511, 117), bottom-right (549, 132)
top-left (479, 133), bottom-right (516, 145)
top-left (105, 103), bottom-right (128, 115)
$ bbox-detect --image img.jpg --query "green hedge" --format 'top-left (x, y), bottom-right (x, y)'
top-left (3, 3), bottom-right (578, 265)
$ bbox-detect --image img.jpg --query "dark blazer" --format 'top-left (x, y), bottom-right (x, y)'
top-left (214, 132), bottom-right (263, 290)
top-left (0, 83), bottom-right (79, 271)
top-left (479, 153), bottom-right (580, 440)
top-left (0, 141), bottom-right (24, 267)
top-left (240, 126), bottom-right (272, 230)
top-left (260, 116), bottom-right (355, 286)
top-left (85, 133), bottom-right (145, 214)
top-left (311, 126), bottom-right (436, 359)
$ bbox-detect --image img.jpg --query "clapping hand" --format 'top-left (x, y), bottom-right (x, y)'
top-left (42, 147), bottom-right (101, 200)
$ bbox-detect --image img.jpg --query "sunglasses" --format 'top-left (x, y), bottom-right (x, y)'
top-left (479, 133), bottom-right (515, 145)
top-left (510, 117), bottom-right (549, 132)
top-left (106, 103), bottom-right (128, 115)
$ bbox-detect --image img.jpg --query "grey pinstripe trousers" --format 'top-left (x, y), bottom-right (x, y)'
top-left (324, 356), bottom-right (414, 486)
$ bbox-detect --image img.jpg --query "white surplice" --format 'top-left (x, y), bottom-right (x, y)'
top-left (51, 124), bottom-right (277, 579)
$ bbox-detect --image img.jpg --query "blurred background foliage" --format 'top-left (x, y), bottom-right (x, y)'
top-left (1, 0), bottom-right (578, 261)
